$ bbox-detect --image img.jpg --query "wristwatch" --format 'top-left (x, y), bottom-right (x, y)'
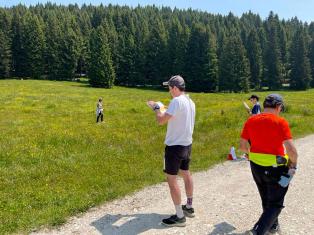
top-left (153, 104), bottom-right (160, 111)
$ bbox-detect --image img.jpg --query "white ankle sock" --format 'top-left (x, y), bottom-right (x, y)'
top-left (175, 204), bottom-right (184, 218)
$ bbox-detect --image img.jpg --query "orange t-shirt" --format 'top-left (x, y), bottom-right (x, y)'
top-left (241, 113), bottom-right (292, 156)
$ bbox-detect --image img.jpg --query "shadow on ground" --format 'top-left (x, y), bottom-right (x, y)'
top-left (91, 213), bottom-right (169, 235)
top-left (208, 221), bottom-right (247, 235)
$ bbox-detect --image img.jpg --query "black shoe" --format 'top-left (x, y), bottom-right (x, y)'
top-left (161, 215), bottom-right (186, 227)
top-left (182, 205), bottom-right (195, 218)
top-left (269, 223), bottom-right (280, 234)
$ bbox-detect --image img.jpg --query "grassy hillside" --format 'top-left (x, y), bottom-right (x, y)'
top-left (0, 79), bottom-right (314, 233)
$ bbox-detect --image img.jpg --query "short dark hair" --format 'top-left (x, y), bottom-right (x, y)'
top-left (248, 94), bottom-right (259, 101)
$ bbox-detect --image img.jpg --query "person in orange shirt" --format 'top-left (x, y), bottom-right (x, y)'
top-left (240, 94), bottom-right (298, 235)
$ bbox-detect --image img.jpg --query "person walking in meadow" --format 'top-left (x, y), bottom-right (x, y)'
top-left (96, 98), bottom-right (104, 123)
top-left (147, 75), bottom-right (196, 227)
top-left (248, 94), bottom-right (261, 115)
top-left (243, 94), bottom-right (261, 115)
top-left (240, 94), bottom-right (298, 235)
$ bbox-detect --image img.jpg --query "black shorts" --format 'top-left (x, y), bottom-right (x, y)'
top-left (164, 145), bottom-right (192, 175)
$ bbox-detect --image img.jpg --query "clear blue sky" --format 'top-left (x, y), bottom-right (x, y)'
top-left (1, 0), bottom-right (313, 23)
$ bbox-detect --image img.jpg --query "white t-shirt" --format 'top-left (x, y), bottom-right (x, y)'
top-left (165, 94), bottom-right (195, 146)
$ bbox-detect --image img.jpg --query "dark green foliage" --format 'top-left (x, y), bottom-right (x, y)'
top-left (185, 23), bottom-right (218, 92)
top-left (310, 39), bottom-right (314, 88)
top-left (219, 34), bottom-right (250, 92)
top-left (289, 27), bottom-right (312, 90)
top-left (88, 26), bottom-right (115, 88)
top-left (21, 13), bottom-right (45, 79)
top-left (0, 30), bottom-right (11, 78)
top-left (246, 29), bottom-right (262, 89)
top-left (309, 23), bottom-right (314, 87)
top-left (0, 10), bottom-right (11, 78)
top-left (44, 12), bottom-right (62, 79)
top-left (144, 17), bottom-right (168, 85)
top-left (168, 17), bottom-right (189, 77)
top-left (263, 12), bottom-right (283, 90)
top-left (0, 4), bottom-right (313, 91)
top-left (58, 16), bottom-right (81, 80)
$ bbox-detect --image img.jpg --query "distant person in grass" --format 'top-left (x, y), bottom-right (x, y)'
top-left (96, 98), bottom-right (104, 123)
top-left (147, 75), bottom-right (196, 227)
top-left (244, 94), bottom-right (261, 115)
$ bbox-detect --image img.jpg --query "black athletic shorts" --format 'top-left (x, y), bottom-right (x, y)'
top-left (164, 145), bottom-right (192, 175)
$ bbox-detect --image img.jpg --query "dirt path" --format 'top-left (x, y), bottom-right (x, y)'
top-left (33, 135), bottom-right (314, 235)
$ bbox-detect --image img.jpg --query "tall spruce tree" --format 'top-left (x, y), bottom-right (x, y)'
top-left (88, 26), bottom-right (115, 88)
top-left (185, 23), bottom-right (218, 92)
top-left (207, 32), bottom-right (219, 91)
top-left (0, 30), bottom-right (11, 78)
top-left (145, 17), bottom-right (167, 85)
top-left (219, 33), bottom-right (250, 92)
top-left (58, 16), bottom-right (81, 80)
top-left (247, 29), bottom-right (263, 89)
top-left (310, 38), bottom-right (314, 88)
top-left (0, 10), bottom-right (12, 78)
top-left (264, 12), bottom-right (283, 90)
top-left (289, 27), bottom-right (312, 90)
top-left (309, 23), bottom-right (314, 87)
top-left (11, 8), bottom-right (27, 77)
top-left (22, 13), bottom-right (45, 79)
top-left (168, 17), bottom-right (188, 77)
top-left (45, 12), bottom-right (62, 79)
top-left (132, 16), bottom-right (149, 85)
top-left (117, 34), bottom-right (136, 86)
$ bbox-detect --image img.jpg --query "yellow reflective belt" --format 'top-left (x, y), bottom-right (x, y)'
top-left (249, 152), bottom-right (289, 167)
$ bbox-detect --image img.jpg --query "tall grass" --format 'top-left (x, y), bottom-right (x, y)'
top-left (1, 79), bottom-right (314, 233)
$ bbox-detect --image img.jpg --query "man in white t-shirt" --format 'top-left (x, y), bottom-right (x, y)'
top-left (148, 75), bottom-right (196, 227)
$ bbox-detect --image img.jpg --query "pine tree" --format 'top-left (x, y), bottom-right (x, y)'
top-left (289, 27), bottom-right (312, 90)
top-left (132, 15), bottom-right (149, 85)
top-left (45, 12), bottom-right (62, 79)
top-left (145, 17), bottom-right (168, 85)
top-left (219, 33), bottom-right (250, 92)
top-left (185, 23), bottom-right (218, 92)
top-left (0, 30), bottom-right (11, 78)
top-left (22, 13), bottom-right (45, 79)
top-left (310, 38), bottom-right (314, 88)
top-left (88, 26), bottom-right (115, 88)
top-left (11, 8), bottom-right (27, 77)
top-left (246, 29), bottom-right (263, 89)
top-left (264, 12), bottom-right (283, 90)
top-left (58, 15), bottom-right (81, 80)
top-left (207, 33), bottom-right (219, 91)
top-left (0, 10), bottom-right (11, 78)
top-left (117, 34), bottom-right (136, 86)
top-left (309, 24), bottom-right (314, 87)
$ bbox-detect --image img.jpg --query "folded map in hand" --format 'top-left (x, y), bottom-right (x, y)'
top-left (147, 101), bottom-right (167, 113)
top-left (243, 101), bottom-right (250, 112)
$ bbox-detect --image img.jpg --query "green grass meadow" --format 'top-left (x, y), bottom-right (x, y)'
top-left (1, 79), bottom-right (314, 234)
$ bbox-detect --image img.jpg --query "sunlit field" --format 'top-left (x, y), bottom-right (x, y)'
top-left (1, 79), bottom-right (314, 233)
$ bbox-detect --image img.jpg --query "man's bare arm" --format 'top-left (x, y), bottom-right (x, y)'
top-left (240, 138), bottom-right (250, 153)
top-left (155, 110), bottom-right (172, 125)
top-left (284, 139), bottom-right (298, 168)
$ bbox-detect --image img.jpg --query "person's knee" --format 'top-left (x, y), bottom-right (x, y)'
top-left (167, 175), bottom-right (178, 186)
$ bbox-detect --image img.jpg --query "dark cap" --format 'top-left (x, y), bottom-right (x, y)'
top-left (263, 94), bottom-right (285, 110)
top-left (163, 75), bottom-right (185, 90)
top-left (248, 94), bottom-right (259, 101)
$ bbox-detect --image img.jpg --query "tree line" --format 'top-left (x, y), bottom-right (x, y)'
top-left (0, 3), bottom-right (314, 91)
